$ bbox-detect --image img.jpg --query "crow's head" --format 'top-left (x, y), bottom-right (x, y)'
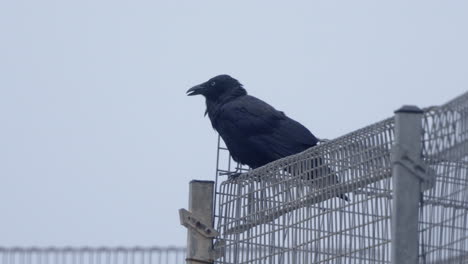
top-left (187, 74), bottom-right (246, 101)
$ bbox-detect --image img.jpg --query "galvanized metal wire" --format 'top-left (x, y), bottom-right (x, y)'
top-left (420, 92), bottom-right (468, 263)
top-left (0, 247), bottom-right (185, 264)
top-left (214, 92), bottom-right (468, 263)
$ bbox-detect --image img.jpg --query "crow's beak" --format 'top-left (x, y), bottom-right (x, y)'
top-left (186, 85), bottom-right (205, 96)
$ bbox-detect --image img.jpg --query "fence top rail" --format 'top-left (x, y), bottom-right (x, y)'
top-left (221, 91), bottom-right (468, 185)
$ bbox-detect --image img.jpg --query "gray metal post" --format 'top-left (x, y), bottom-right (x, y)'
top-left (391, 105), bottom-right (424, 264)
top-left (183, 180), bottom-right (215, 264)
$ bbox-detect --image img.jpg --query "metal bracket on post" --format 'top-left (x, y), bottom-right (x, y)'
top-left (212, 239), bottom-right (226, 260)
top-left (391, 144), bottom-right (436, 191)
top-left (180, 180), bottom-right (223, 264)
top-left (179, 209), bottom-right (219, 238)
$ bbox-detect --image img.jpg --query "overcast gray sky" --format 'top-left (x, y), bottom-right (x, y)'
top-left (1, 0), bottom-right (467, 247)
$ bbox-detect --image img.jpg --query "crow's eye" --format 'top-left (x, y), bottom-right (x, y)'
top-left (211, 81), bottom-right (216, 86)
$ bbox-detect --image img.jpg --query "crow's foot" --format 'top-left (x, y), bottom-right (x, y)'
top-left (219, 169), bottom-right (243, 180)
top-left (228, 172), bottom-right (242, 180)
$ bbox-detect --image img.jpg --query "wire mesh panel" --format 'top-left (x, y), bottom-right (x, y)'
top-left (214, 92), bottom-right (468, 264)
top-left (420, 93), bottom-right (468, 263)
top-left (0, 247), bottom-right (185, 264)
top-left (215, 118), bottom-right (395, 263)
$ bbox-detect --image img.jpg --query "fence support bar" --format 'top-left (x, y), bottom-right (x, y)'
top-left (391, 105), bottom-right (424, 264)
top-left (182, 180), bottom-right (215, 264)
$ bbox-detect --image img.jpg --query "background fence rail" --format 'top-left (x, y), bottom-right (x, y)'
top-left (0, 247), bottom-right (185, 264)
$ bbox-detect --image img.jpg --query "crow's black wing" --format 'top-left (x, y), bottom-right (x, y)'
top-left (215, 96), bottom-right (348, 200)
top-left (215, 96), bottom-right (318, 167)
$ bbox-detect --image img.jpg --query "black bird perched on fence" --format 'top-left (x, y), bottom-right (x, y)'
top-left (187, 74), bottom-right (348, 200)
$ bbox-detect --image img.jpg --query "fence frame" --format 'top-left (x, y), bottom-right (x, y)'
top-left (182, 94), bottom-right (468, 264)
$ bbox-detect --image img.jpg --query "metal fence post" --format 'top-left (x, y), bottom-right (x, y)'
top-left (391, 105), bottom-right (424, 264)
top-left (180, 180), bottom-right (216, 264)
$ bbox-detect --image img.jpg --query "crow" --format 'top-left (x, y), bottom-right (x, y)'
top-left (187, 74), bottom-right (348, 200)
